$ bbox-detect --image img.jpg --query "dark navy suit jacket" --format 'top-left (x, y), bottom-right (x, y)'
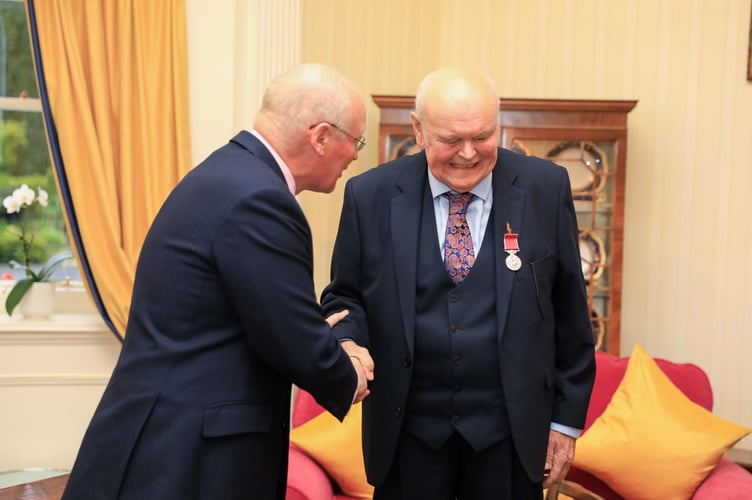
top-left (321, 148), bottom-right (595, 485)
top-left (63, 131), bottom-right (358, 500)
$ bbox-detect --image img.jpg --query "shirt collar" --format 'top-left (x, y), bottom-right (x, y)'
top-left (250, 130), bottom-right (296, 195)
top-left (427, 167), bottom-right (492, 201)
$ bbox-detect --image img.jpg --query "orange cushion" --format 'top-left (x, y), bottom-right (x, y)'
top-left (290, 402), bottom-right (373, 499)
top-left (574, 344), bottom-right (751, 500)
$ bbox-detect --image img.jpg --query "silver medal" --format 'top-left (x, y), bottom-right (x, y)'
top-left (505, 253), bottom-right (521, 271)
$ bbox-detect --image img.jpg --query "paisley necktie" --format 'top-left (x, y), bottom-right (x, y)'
top-left (443, 192), bottom-right (475, 284)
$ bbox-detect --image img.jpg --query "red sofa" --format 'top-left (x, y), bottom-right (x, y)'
top-left (286, 389), bottom-right (361, 500)
top-left (566, 350), bottom-right (752, 499)
top-left (286, 351), bottom-right (752, 499)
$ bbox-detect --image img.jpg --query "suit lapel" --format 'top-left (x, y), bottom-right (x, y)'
top-left (391, 157), bottom-right (427, 357)
top-left (492, 157), bottom-right (525, 344)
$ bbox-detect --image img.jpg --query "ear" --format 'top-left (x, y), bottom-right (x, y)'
top-left (411, 112), bottom-right (425, 148)
top-left (309, 122), bottom-right (330, 156)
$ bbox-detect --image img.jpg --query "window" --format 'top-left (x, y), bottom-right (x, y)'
top-left (0, 1), bottom-right (94, 320)
top-left (0, 0), bottom-right (79, 283)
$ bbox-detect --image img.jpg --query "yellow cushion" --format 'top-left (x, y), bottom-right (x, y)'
top-left (574, 344), bottom-right (751, 500)
top-left (290, 402), bottom-right (373, 499)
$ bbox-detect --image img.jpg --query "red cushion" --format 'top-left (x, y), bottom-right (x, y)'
top-left (288, 390), bottom-right (361, 500)
top-left (292, 388), bottom-right (326, 428)
top-left (693, 458), bottom-right (752, 499)
top-left (287, 444), bottom-right (336, 500)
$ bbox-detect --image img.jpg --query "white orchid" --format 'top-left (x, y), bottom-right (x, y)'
top-left (36, 188), bottom-right (49, 207)
top-left (2, 194), bottom-right (21, 214)
top-left (2, 184), bottom-right (73, 315)
top-left (3, 184), bottom-right (39, 214)
top-left (14, 183), bottom-right (36, 205)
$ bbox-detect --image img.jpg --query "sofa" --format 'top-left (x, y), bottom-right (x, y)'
top-left (565, 348), bottom-right (752, 499)
top-left (286, 348), bottom-right (752, 500)
top-left (286, 389), bottom-right (364, 500)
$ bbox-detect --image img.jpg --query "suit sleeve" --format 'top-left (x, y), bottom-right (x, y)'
top-left (551, 168), bottom-right (596, 428)
top-left (213, 186), bottom-right (357, 421)
top-left (321, 179), bottom-right (371, 348)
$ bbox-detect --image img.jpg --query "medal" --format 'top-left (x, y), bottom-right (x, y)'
top-left (504, 222), bottom-right (522, 271)
top-left (505, 253), bottom-right (521, 271)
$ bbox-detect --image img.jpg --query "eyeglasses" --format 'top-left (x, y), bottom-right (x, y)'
top-left (309, 122), bottom-right (366, 151)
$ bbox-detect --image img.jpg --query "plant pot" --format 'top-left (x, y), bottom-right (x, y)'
top-left (19, 282), bottom-right (55, 319)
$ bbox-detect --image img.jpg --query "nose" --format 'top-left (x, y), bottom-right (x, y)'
top-left (458, 140), bottom-right (475, 159)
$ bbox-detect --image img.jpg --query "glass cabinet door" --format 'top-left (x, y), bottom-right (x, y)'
top-left (505, 137), bottom-right (618, 352)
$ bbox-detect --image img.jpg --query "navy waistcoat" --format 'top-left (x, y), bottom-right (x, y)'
top-left (403, 186), bottom-right (510, 452)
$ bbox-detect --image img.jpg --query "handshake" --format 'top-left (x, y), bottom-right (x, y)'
top-left (326, 310), bottom-right (374, 404)
top-left (342, 340), bottom-right (374, 403)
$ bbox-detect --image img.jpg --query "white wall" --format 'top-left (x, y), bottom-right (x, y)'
top-left (0, 322), bottom-right (121, 470)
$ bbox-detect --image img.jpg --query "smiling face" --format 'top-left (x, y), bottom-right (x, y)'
top-left (412, 68), bottom-right (500, 193)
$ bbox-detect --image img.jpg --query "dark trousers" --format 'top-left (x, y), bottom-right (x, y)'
top-left (374, 431), bottom-right (542, 500)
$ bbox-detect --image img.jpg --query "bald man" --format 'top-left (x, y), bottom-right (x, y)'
top-left (321, 67), bottom-right (595, 500)
top-left (62, 63), bottom-right (373, 500)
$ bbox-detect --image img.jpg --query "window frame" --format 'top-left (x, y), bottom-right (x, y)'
top-left (0, 67), bottom-right (97, 321)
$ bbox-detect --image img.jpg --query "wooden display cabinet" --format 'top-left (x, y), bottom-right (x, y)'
top-left (372, 95), bottom-right (637, 355)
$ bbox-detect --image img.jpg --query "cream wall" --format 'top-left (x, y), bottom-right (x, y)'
top-left (186, 0), bottom-right (302, 163)
top-left (295, 0), bottom-right (752, 450)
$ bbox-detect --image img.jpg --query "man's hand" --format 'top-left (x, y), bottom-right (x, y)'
top-left (325, 309), bottom-right (349, 328)
top-left (543, 429), bottom-right (576, 488)
top-left (324, 310), bottom-right (374, 403)
top-left (341, 340), bottom-right (374, 403)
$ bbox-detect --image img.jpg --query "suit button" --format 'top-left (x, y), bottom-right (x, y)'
top-left (449, 294), bottom-right (458, 302)
top-left (453, 355), bottom-right (462, 366)
top-left (454, 386), bottom-right (462, 395)
top-left (393, 408), bottom-right (402, 417)
top-left (452, 416), bottom-right (461, 425)
top-left (450, 324), bottom-right (459, 333)
top-left (403, 357), bottom-right (411, 367)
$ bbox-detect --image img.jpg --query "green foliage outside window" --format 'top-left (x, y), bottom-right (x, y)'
top-left (0, 0), bottom-right (70, 270)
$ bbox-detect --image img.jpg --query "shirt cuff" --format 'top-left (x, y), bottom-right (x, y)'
top-left (550, 422), bottom-right (582, 439)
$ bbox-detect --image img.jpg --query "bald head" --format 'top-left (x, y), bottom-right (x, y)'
top-left (253, 63), bottom-right (366, 194)
top-left (254, 63), bottom-right (365, 153)
top-left (414, 66), bottom-right (499, 126)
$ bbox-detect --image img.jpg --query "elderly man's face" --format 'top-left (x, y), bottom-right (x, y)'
top-left (412, 99), bottom-right (499, 194)
top-left (312, 101), bottom-right (367, 194)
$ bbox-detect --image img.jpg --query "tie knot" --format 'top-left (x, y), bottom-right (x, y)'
top-left (445, 192), bottom-right (473, 214)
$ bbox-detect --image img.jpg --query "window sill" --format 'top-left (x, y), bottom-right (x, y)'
top-left (0, 281), bottom-right (110, 336)
top-left (0, 313), bottom-right (108, 337)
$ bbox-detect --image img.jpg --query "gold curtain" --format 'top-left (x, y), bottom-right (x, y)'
top-left (28, 0), bottom-right (191, 336)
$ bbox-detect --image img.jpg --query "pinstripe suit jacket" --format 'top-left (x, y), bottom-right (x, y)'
top-left (63, 131), bottom-right (357, 500)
